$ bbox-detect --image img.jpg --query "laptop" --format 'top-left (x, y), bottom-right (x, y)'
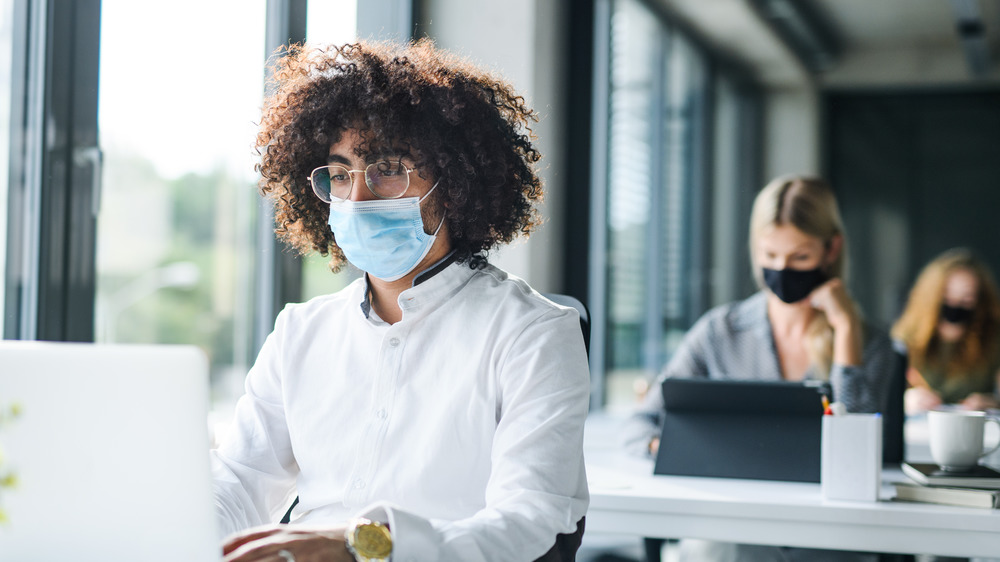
top-left (0, 341), bottom-right (219, 561)
top-left (653, 377), bottom-right (831, 483)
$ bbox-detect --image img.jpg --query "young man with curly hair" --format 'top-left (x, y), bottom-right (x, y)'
top-left (212, 40), bottom-right (590, 562)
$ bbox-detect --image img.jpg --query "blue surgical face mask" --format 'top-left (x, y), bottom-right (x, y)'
top-left (327, 180), bottom-right (444, 282)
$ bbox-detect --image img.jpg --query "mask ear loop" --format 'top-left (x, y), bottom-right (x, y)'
top-left (430, 210), bottom-right (447, 236)
top-left (418, 178), bottom-right (441, 202)
top-left (419, 178), bottom-right (446, 236)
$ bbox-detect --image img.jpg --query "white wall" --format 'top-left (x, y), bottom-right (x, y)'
top-left (762, 85), bottom-right (821, 182)
top-left (420, 0), bottom-right (567, 292)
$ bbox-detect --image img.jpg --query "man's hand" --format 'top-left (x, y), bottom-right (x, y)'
top-left (223, 525), bottom-right (354, 562)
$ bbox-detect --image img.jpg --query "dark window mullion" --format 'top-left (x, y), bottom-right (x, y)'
top-left (60, 0), bottom-right (100, 342)
top-left (642, 24), bottom-right (667, 375)
top-left (6, 0), bottom-right (101, 342)
top-left (5, 0), bottom-right (38, 339)
top-left (587, 0), bottom-right (612, 408)
top-left (252, 0), bottom-right (308, 360)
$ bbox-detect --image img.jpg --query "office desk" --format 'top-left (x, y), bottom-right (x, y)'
top-left (586, 452), bottom-right (1000, 558)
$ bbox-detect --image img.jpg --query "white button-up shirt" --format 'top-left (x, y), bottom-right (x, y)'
top-left (212, 259), bottom-right (590, 561)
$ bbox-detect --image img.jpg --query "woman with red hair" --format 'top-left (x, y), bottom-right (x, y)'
top-left (893, 249), bottom-right (1000, 414)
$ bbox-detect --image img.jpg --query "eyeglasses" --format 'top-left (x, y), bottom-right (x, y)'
top-left (308, 159), bottom-right (418, 202)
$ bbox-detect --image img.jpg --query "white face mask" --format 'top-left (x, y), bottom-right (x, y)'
top-left (327, 180), bottom-right (444, 281)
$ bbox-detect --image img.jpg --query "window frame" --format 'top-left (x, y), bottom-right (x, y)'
top-left (585, 0), bottom-right (762, 408)
top-left (4, 0), bottom-right (101, 342)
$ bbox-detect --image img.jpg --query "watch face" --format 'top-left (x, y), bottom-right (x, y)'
top-left (354, 523), bottom-right (392, 557)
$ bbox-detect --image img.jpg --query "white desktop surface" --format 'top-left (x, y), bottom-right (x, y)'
top-left (584, 413), bottom-right (1000, 558)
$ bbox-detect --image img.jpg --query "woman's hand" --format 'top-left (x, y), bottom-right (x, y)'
top-left (808, 278), bottom-right (858, 333)
top-left (904, 386), bottom-right (942, 415)
top-left (809, 278), bottom-right (862, 366)
top-left (222, 525), bottom-right (354, 562)
top-left (960, 392), bottom-right (999, 411)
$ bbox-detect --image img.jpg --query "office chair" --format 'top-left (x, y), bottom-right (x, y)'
top-left (877, 343), bottom-right (914, 562)
top-left (883, 342), bottom-right (908, 466)
top-left (542, 292), bottom-right (590, 358)
top-left (279, 293), bottom-right (592, 562)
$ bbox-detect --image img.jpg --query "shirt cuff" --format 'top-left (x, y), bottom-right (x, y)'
top-left (357, 502), bottom-right (440, 562)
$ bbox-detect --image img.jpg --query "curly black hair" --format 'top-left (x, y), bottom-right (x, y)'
top-left (255, 39), bottom-right (544, 271)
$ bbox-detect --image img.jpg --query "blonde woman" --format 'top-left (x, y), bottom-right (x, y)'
top-left (625, 176), bottom-right (896, 562)
top-left (892, 249), bottom-right (1000, 414)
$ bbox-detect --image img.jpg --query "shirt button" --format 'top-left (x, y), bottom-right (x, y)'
top-left (353, 479), bottom-right (366, 489)
top-left (389, 337), bottom-right (400, 347)
top-left (376, 408), bottom-right (387, 419)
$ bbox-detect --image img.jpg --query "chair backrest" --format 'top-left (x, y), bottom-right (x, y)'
top-left (534, 293), bottom-right (589, 561)
top-left (533, 517), bottom-right (585, 562)
top-left (883, 342), bottom-right (908, 465)
top-left (543, 293), bottom-right (590, 358)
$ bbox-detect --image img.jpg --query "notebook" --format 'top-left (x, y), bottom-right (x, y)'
top-left (0, 341), bottom-right (220, 561)
top-left (901, 461), bottom-right (1000, 489)
top-left (893, 481), bottom-right (1000, 509)
top-left (654, 377), bottom-right (831, 482)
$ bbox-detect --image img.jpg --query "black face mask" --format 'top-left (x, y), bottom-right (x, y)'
top-left (940, 304), bottom-right (974, 325)
top-left (762, 266), bottom-right (827, 304)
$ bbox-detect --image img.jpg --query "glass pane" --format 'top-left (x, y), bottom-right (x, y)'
top-left (605, 0), bottom-right (660, 410)
top-left (301, 0), bottom-right (361, 301)
top-left (0, 0), bottom-right (12, 334)
top-left (306, 0), bottom-right (357, 47)
top-left (660, 34), bottom-right (696, 347)
top-left (95, 1), bottom-right (267, 426)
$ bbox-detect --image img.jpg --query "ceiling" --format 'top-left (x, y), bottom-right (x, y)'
top-left (813, 0), bottom-right (1000, 86)
top-left (660, 0), bottom-right (1000, 88)
top-left (813, 0), bottom-right (998, 51)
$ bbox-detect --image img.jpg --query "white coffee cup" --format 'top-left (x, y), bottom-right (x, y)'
top-left (928, 410), bottom-right (1000, 472)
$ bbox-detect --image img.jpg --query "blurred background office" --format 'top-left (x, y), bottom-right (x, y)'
top-left (2, 0), bottom-right (999, 452)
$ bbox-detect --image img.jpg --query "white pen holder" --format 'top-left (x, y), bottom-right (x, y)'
top-left (821, 413), bottom-right (883, 502)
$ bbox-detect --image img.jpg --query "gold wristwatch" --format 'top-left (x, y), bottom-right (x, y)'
top-left (345, 517), bottom-right (393, 562)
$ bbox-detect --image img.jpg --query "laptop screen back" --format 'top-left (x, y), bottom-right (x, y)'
top-left (653, 377), bottom-right (831, 483)
top-left (0, 341), bottom-right (219, 561)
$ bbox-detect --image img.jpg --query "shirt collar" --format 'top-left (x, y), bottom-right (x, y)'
top-left (413, 251), bottom-right (459, 286)
top-left (358, 251), bottom-right (463, 319)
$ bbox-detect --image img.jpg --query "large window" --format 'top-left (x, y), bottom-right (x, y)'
top-left (93, 1), bottom-right (362, 428)
top-left (95, 1), bottom-right (269, 414)
top-left (592, 0), bottom-right (759, 411)
top-left (3, 1), bottom-right (362, 437)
